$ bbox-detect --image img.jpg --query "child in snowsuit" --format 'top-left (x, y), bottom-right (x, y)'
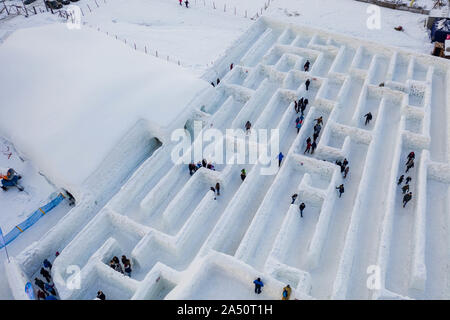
top-left (253, 278), bottom-right (264, 294)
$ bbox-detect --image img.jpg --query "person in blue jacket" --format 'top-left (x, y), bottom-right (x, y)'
top-left (253, 278), bottom-right (264, 294)
top-left (43, 259), bottom-right (52, 270)
top-left (278, 152), bottom-right (284, 167)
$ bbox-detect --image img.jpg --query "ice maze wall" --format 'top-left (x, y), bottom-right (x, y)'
top-left (7, 17), bottom-right (450, 300)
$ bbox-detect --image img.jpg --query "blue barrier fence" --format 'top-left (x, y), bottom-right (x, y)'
top-left (0, 193), bottom-right (66, 249)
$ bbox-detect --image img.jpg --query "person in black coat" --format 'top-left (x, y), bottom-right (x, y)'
top-left (299, 202), bottom-right (306, 217)
top-left (40, 268), bottom-right (51, 283)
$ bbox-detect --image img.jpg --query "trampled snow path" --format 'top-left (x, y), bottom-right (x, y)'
top-left (6, 17), bottom-right (450, 300)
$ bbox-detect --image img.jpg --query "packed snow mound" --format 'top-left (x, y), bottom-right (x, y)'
top-left (0, 23), bottom-right (210, 193)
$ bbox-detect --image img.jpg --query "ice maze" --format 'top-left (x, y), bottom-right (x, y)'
top-left (7, 17), bottom-right (450, 300)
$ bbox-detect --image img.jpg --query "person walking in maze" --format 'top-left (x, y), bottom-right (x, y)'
top-left (188, 162), bottom-right (196, 176)
top-left (343, 166), bottom-right (349, 179)
top-left (343, 158), bottom-right (348, 168)
top-left (40, 267), bottom-right (51, 283)
top-left (253, 278), bottom-right (264, 294)
top-left (397, 175), bottom-right (404, 185)
top-left (299, 202), bottom-right (306, 218)
top-left (336, 184), bottom-right (344, 198)
top-left (406, 158), bottom-right (414, 173)
top-left (245, 121), bottom-right (252, 134)
top-left (37, 290), bottom-right (47, 300)
top-left (215, 182), bottom-right (221, 196)
top-left (311, 141), bottom-right (317, 154)
top-left (34, 278), bottom-right (47, 293)
top-left (304, 141), bottom-right (312, 154)
top-left (240, 169), bottom-right (246, 181)
top-left (364, 112), bottom-right (373, 126)
top-left (210, 186), bottom-right (217, 200)
top-left (294, 100), bottom-right (298, 113)
top-left (305, 79), bottom-right (311, 91)
top-left (122, 255), bottom-right (132, 277)
top-left (179, 0), bottom-right (182, 5)
top-left (304, 137), bottom-right (312, 154)
top-left (291, 193), bottom-right (298, 204)
top-left (303, 98), bottom-right (309, 109)
top-left (216, 78), bottom-right (220, 85)
top-left (278, 152), bottom-right (284, 167)
top-left (402, 184), bottom-right (409, 194)
top-left (298, 97), bottom-right (304, 112)
top-left (403, 192), bottom-right (412, 208)
top-left (405, 176), bottom-right (412, 184)
top-left (282, 285), bottom-right (292, 300)
top-left (296, 117), bottom-right (302, 133)
top-left (44, 282), bottom-right (56, 296)
top-left (313, 131), bottom-right (319, 142)
top-left (314, 116), bottom-right (323, 125)
top-left (97, 291), bottom-right (106, 300)
top-left (112, 256), bottom-right (123, 273)
top-left (43, 259), bottom-right (52, 270)
top-left (304, 60), bottom-right (310, 72)
top-left (407, 151), bottom-right (415, 161)
top-left (185, 0), bottom-right (189, 8)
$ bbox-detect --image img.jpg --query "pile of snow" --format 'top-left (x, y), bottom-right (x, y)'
top-left (0, 23), bottom-right (210, 196)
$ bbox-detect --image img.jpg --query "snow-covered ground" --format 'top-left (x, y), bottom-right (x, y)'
top-left (0, 0), bottom-right (449, 300)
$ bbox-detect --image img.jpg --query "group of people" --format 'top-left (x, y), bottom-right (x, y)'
top-left (303, 116), bottom-right (323, 155)
top-left (109, 255), bottom-right (132, 277)
top-left (1, 167), bottom-right (24, 191)
top-left (399, 151), bottom-right (415, 208)
top-left (336, 158), bottom-right (350, 179)
top-left (188, 159), bottom-right (216, 175)
top-left (178, 0), bottom-right (189, 8)
top-left (291, 193), bottom-right (306, 218)
top-left (35, 258), bottom-right (58, 300)
top-left (294, 97), bottom-right (309, 115)
top-left (253, 277), bottom-right (292, 300)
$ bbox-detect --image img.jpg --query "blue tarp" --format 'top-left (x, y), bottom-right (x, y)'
top-left (0, 193), bottom-right (65, 249)
top-left (431, 19), bottom-right (450, 43)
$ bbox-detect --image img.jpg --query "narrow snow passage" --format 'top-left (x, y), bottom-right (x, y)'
top-left (384, 147), bottom-right (421, 297)
top-left (429, 71), bottom-right (448, 163)
top-left (424, 180), bottom-right (450, 299)
top-left (338, 98), bottom-right (402, 299)
top-left (308, 141), bottom-right (368, 299)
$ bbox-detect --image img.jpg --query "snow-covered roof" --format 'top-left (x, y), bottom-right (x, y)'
top-left (0, 23), bottom-right (210, 191)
